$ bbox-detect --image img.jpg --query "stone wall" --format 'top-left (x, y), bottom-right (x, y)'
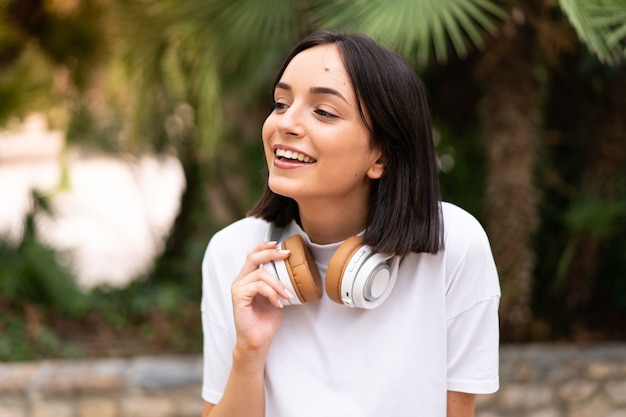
top-left (0, 356), bottom-right (203, 417)
top-left (480, 344), bottom-right (626, 417)
top-left (1, 344), bottom-right (625, 417)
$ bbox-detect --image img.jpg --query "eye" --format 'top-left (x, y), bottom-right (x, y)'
top-left (314, 108), bottom-right (338, 119)
top-left (271, 101), bottom-right (288, 113)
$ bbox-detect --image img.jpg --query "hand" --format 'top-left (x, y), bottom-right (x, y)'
top-left (231, 241), bottom-right (294, 355)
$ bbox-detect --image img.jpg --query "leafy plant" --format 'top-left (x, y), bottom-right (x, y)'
top-left (559, 0), bottom-right (626, 64)
top-left (0, 191), bottom-right (84, 315)
top-left (313, 0), bottom-right (507, 67)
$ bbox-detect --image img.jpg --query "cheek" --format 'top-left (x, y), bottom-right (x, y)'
top-left (261, 116), bottom-right (275, 143)
top-left (261, 118), bottom-right (275, 158)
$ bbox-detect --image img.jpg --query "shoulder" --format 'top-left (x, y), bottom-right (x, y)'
top-left (209, 216), bottom-right (269, 246)
top-left (442, 202), bottom-right (486, 236)
top-left (441, 202), bottom-right (491, 255)
top-left (204, 217), bottom-right (270, 264)
top-left (440, 202), bottom-right (499, 296)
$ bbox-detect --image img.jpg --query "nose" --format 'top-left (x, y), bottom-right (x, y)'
top-left (276, 104), bottom-right (305, 138)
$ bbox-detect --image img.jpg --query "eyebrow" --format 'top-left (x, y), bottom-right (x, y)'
top-left (275, 82), bottom-right (348, 103)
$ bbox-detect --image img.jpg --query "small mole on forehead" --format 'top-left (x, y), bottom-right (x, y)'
top-left (324, 67), bottom-right (330, 72)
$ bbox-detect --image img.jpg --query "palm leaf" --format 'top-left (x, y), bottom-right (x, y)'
top-left (312, 0), bottom-right (506, 67)
top-left (176, 0), bottom-right (303, 77)
top-left (177, 35), bottom-right (224, 155)
top-left (159, 0), bottom-right (307, 153)
top-left (559, 0), bottom-right (626, 64)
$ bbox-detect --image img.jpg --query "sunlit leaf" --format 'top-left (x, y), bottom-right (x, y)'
top-left (312, 0), bottom-right (506, 67)
top-left (559, 0), bottom-right (626, 64)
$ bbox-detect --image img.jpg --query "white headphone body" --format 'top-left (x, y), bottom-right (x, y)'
top-left (263, 224), bottom-right (400, 309)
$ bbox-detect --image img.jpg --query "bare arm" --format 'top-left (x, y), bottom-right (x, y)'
top-left (447, 391), bottom-right (476, 417)
top-left (202, 402), bottom-right (213, 417)
top-left (200, 350), bottom-right (266, 417)
top-left (202, 242), bottom-right (293, 417)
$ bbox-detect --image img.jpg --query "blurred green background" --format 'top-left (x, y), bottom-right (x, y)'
top-left (1, 0), bottom-right (625, 361)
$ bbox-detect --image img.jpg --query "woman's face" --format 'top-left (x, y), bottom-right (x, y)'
top-left (262, 44), bottom-right (384, 210)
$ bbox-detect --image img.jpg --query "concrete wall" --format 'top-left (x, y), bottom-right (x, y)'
top-left (1, 344), bottom-right (625, 417)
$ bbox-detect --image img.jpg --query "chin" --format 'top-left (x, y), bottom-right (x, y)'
top-left (268, 179), bottom-right (304, 202)
top-left (267, 179), bottom-right (290, 198)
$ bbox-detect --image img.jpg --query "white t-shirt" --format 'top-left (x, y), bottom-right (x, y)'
top-left (201, 202), bottom-right (500, 417)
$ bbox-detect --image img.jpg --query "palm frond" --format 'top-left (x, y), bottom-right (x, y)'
top-left (177, 36), bottom-right (224, 155)
top-left (312, 0), bottom-right (506, 67)
top-left (155, 0), bottom-right (308, 153)
top-left (176, 0), bottom-right (303, 77)
top-left (559, 0), bottom-right (626, 65)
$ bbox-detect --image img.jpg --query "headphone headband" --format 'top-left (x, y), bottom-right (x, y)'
top-left (267, 223), bottom-right (284, 243)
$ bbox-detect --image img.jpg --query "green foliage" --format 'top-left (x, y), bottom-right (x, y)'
top-left (0, 192), bottom-right (86, 361)
top-left (0, 42), bottom-right (57, 124)
top-left (0, 308), bottom-right (84, 361)
top-left (65, 97), bottom-right (124, 153)
top-left (436, 126), bottom-right (488, 217)
top-left (559, 192), bottom-right (626, 293)
top-left (0, 201), bottom-right (202, 362)
top-left (0, 192), bottom-right (84, 315)
top-left (0, 279), bottom-right (203, 362)
top-left (313, 0), bottom-right (507, 67)
top-left (565, 195), bottom-right (626, 236)
top-left (559, 0), bottom-right (626, 64)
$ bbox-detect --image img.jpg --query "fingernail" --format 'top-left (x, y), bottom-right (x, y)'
top-left (267, 240), bottom-right (277, 245)
top-left (284, 289), bottom-right (294, 299)
top-left (278, 249), bottom-right (290, 255)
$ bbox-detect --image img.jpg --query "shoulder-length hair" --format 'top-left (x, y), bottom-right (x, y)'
top-left (248, 30), bottom-right (443, 255)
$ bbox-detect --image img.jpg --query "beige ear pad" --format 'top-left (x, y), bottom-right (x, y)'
top-left (325, 236), bottom-right (364, 304)
top-left (282, 235), bottom-right (323, 302)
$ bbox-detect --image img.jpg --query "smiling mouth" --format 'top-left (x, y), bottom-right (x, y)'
top-left (275, 148), bottom-right (316, 163)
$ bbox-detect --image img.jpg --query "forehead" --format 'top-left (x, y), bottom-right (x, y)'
top-left (279, 44), bottom-right (353, 93)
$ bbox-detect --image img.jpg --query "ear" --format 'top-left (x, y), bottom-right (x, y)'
top-left (366, 148), bottom-right (386, 180)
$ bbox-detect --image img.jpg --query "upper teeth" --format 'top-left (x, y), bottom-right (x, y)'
top-left (276, 148), bottom-right (314, 163)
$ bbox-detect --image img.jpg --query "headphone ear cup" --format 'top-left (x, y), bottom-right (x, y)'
top-left (325, 236), bottom-right (364, 304)
top-left (281, 235), bottom-right (323, 302)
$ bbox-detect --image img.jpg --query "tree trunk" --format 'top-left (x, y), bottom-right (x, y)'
top-left (476, 1), bottom-right (541, 342)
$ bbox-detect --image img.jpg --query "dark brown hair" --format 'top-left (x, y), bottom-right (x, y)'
top-left (248, 30), bottom-right (443, 255)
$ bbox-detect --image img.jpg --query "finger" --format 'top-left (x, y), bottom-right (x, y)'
top-left (249, 245), bottom-right (291, 267)
top-left (257, 267), bottom-right (296, 301)
top-left (232, 279), bottom-right (285, 309)
top-left (238, 245), bottom-right (291, 278)
top-left (234, 268), bottom-right (295, 301)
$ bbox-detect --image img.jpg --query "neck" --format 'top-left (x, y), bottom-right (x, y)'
top-left (297, 200), bottom-right (368, 244)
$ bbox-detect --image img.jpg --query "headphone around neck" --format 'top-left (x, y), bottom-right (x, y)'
top-left (263, 224), bottom-right (401, 309)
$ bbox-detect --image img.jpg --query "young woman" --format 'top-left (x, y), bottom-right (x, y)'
top-left (201, 30), bottom-right (500, 417)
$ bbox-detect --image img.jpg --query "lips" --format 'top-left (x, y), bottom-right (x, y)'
top-left (275, 148), bottom-right (316, 163)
